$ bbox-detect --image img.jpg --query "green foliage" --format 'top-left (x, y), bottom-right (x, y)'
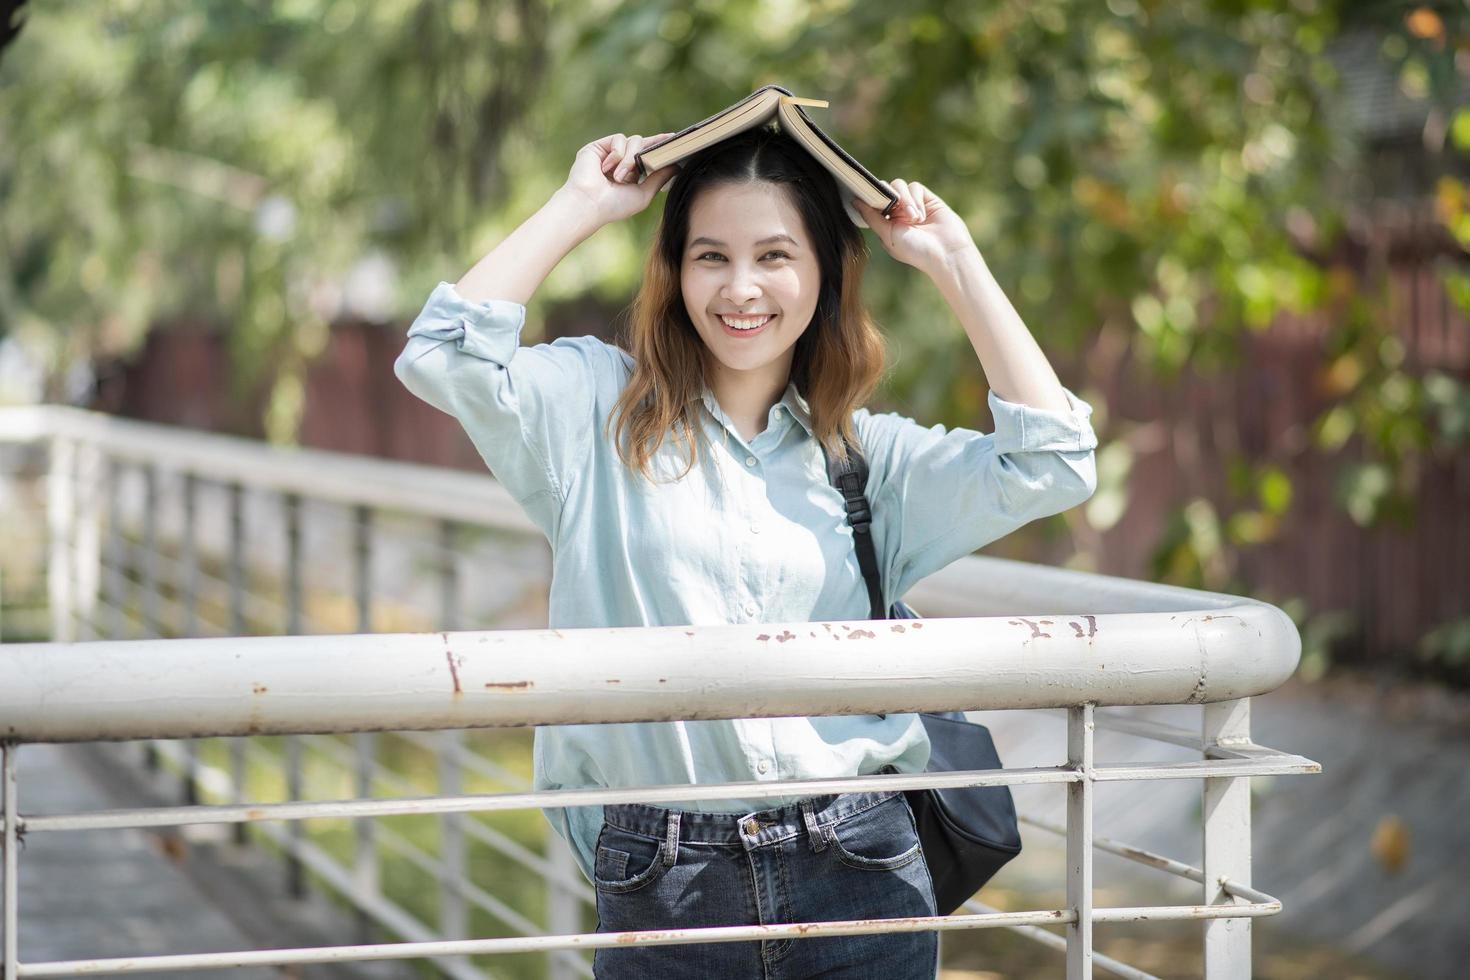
top-left (3, 0), bottom-right (1468, 677)
top-left (1419, 615), bottom-right (1470, 677)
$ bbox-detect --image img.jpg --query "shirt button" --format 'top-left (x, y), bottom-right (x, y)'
top-left (756, 759), bottom-right (771, 774)
top-left (744, 601), bottom-right (758, 617)
top-left (745, 456), bottom-right (757, 467)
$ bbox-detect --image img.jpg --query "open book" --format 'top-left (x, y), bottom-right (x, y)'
top-left (634, 84), bottom-right (898, 227)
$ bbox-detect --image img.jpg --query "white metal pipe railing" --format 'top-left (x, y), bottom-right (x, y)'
top-left (0, 405), bottom-right (1320, 979)
top-left (4, 405), bottom-right (536, 531)
top-left (0, 608), bottom-right (1299, 744)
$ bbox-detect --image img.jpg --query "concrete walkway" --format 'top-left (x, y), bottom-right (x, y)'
top-left (13, 743), bottom-right (281, 978)
top-left (10, 742), bottom-right (397, 980)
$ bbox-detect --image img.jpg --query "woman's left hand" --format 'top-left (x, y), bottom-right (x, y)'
top-left (852, 179), bottom-right (977, 277)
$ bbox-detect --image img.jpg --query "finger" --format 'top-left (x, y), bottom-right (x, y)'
top-left (852, 197), bottom-right (885, 225)
top-left (645, 163), bottom-right (680, 195)
top-left (907, 181), bottom-right (931, 222)
top-left (616, 135), bottom-right (645, 182)
top-left (603, 133), bottom-right (628, 174)
top-left (852, 198), bottom-right (894, 243)
top-left (886, 179), bottom-right (910, 221)
top-left (891, 178), bottom-right (920, 223)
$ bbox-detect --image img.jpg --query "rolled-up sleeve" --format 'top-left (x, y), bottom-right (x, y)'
top-left (394, 282), bottom-right (604, 536)
top-left (859, 386), bottom-right (1099, 603)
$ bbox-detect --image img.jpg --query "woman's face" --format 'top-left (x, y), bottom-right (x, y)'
top-left (680, 181), bottom-right (822, 390)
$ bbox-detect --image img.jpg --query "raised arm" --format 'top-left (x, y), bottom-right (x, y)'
top-left (393, 135), bottom-right (680, 531)
top-left (456, 132), bottom-right (680, 305)
top-left (852, 178), bottom-right (1072, 414)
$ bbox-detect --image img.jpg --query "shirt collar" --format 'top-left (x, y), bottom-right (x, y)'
top-left (695, 382), bottom-right (815, 439)
top-left (777, 383), bottom-right (815, 437)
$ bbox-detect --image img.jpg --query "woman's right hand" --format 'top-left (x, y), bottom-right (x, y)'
top-left (560, 133), bottom-right (680, 227)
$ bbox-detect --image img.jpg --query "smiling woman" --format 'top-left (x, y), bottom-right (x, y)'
top-left (394, 121), bottom-right (1098, 979)
top-left (612, 125), bottom-right (887, 479)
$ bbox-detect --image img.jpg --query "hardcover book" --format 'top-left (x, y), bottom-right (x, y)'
top-left (635, 84), bottom-right (898, 227)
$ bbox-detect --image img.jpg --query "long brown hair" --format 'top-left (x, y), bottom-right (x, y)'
top-left (607, 125), bottom-right (887, 482)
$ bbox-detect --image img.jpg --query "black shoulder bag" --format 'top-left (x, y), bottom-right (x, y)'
top-left (824, 439), bottom-right (1023, 915)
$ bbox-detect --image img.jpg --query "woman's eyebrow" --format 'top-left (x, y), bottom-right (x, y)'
top-left (688, 234), bottom-right (799, 249)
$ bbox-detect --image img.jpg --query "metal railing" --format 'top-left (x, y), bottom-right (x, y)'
top-left (0, 405), bottom-right (1320, 979)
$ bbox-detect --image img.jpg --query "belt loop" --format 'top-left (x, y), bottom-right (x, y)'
top-left (801, 799), bottom-right (826, 853)
top-left (663, 810), bottom-right (681, 867)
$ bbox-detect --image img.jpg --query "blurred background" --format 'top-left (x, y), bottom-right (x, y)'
top-left (1, 1), bottom-right (1467, 978)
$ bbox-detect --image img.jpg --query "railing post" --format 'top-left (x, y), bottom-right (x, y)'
top-left (103, 458), bottom-right (127, 641)
top-left (547, 838), bottom-right (584, 980)
top-left (72, 443), bottom-right (104, 642)
top-left (1066, 702), bottom-right (1094, 980)
top-left (140, 464), bottom-right (160, 638)
top-left (180, 473), bottom-right (200, 804)
top-left (141, 465), bottom-right (160, 772)
top-left (45, 436), bottom-right (77, 643)
top-left (2, 745), bottom-right (17, 980)
top-left (436, 519), bottom-right (468, 946)
top-left (352, 505), bottom-right (380, 941)
top-left (228, 482), bottom-right (247, 844)
top-left (283, 492), bottom-right (306, 898)
top-left (1203, 698), bottom-right (1252, 978)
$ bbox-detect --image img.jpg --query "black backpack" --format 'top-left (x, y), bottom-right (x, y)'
top-left (823, 438), bottom-right (1023, 915)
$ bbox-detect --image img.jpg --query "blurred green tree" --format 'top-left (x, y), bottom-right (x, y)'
top-left (1, 0), bottom-right (1466, 668)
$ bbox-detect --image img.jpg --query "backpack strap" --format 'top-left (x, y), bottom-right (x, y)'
top-left (822, 438), bottom-right (885, 621)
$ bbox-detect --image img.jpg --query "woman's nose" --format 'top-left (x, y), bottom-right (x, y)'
top-left (720, 279), bottom-right (758, 307)
top-left (721, 271), bottom-right (762, 305)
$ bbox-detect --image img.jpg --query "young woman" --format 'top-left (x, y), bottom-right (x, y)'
top-left (396, 124), bottom-right (1098, 978)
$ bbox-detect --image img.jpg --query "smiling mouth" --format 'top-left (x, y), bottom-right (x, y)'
top-left (718, 314), bottom-right (776, 333)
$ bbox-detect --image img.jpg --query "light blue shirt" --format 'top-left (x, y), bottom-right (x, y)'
top-left (395, 281), bottom-right (1099, 879)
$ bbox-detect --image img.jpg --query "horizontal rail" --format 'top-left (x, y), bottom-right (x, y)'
top-left (0, 606), bottom-right (1301, 743)
top-left (15, 893), bottom-right (1287, 978)
top-left (962, 899), bottom-right (1159, 980)
top-left (0, 405), bottom-right (537, 531)
top-left (15, 767), bottom-right (1077, 832)
top-left (12, 751), bottom-right (1318, 835)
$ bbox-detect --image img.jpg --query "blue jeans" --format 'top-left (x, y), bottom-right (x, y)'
top-left (591, 789), bottom-right (939, 979)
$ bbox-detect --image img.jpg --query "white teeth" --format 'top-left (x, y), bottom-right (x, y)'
top-left (720, 314), bottom-right (774, 331)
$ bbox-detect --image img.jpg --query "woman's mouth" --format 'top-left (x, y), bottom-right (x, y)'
top-left (718, 313), bottom-right (776, 337)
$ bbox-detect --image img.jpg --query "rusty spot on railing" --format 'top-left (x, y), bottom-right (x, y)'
top-left (891, 624), bottom-right (906, 633)
top-left (775, 630), bottom-right (797, 643)
top-left (484, 681), bottom-right (533, 691)
top-left (245, 808), bottom-right (267, 822)
top-left (911, 622), bottom-right (922, 629)
top-left (1009, 617), bottom-right (1052, 639)
top-left (605, 679), bottom-right (622, 685)
top-left (847, 629), bottom-right (876, 640)
top-left (1068, 615), bottom-right (1099, 639)
top-left (756, 634), bottom-right (771, 641)
top-left (251, 683), bottom-right (267, 695)
top-left (443, 634), bottom-right (463, 696)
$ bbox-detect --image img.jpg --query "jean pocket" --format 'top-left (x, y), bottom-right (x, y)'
top-left (593, 822), bottom-right (673, 894)
top-left (825, 795), bottom-right (923, 872)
